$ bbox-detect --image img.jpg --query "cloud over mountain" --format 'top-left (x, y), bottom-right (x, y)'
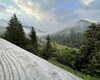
top-left (0, 0), bottom-right (100, 32)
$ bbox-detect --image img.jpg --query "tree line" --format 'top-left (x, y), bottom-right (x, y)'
top-left (1, 14), bottom-right (52, 59)
top-left (1, 14), bottom-right (100, 77)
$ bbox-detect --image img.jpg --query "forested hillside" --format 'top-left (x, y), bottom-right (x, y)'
top-left (0, 14), bottom-right (100, 80)
top-left (50, 20), bottom-right (93, 48)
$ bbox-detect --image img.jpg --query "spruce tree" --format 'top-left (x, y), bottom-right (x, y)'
top-left (75, 23), bottom-right (100, 77)
top-left (29, 27), bottom-right (38, 54)
top-left (42, 35), bottom-right (52, 60)
top-left (4, 14), bottom-right (27, 48)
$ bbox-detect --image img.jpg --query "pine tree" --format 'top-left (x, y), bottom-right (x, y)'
top-left (29, 27), bottom-right (38, 54)
top-left (42, 35), bottom-right (52, 60)
top-left (75, 23), bottom-right (100, 77)
top-left (4, 14), bottom-right (27, 48)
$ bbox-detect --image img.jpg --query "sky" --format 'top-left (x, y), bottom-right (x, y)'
top-left (0, 0), bottom-right (100, 32)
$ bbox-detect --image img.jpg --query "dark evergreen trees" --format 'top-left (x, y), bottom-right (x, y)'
top-left (51, 31), bottom-right (83, 48)
top-left (75, 23), bottom-right (100, 77)
top-left (4, 14), bottom-right (27, 48)
top-left (42, 35), bottom-right (52, 60)
top-left (29, 27), bottom-right (38, 54)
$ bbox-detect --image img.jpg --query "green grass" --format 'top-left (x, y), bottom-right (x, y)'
top-left (49, 60), bottom-right (100, 80)
top-left (52, 42), bottom-right (67, 50)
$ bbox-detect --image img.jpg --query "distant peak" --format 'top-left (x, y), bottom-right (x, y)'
top-left (76, 19), bottom-right (92, 23)
top-left (79, 19), bottom-right (87, 22)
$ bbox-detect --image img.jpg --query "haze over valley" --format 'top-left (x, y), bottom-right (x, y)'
top-left (0, 0), bottom-right (100, 80)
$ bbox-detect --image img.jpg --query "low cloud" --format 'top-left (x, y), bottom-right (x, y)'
top-left (13, 0), bottom-right (74, 31)
top-left (0, 3), bottom-right (21, 16)
top-left (13, 0), bottom-right (57, 21)
top-left (81, 0), bottom-right (94, 5)
top-left (0, 3), bottom-right (7, 12)
top-left (0, 0), bottom-right (100, 32)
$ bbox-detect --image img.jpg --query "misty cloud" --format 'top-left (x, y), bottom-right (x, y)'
top-left (0, 0), bottom-right (100, 32)
top-left (0, 3), bottom-right (7, 12)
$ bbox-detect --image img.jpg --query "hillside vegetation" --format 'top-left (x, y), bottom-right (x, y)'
top-left (50, 20), bottom-right (92, 48)
top-left (0, 14), bottom-right (100, 79)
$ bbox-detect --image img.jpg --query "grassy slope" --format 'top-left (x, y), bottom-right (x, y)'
top-left (49, 60), bottom-right (100, 80)
top-left (39, 41), bottom-right (99, 80)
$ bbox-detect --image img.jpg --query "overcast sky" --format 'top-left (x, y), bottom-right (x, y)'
top-left (0, 0), bottom-right (100, 32)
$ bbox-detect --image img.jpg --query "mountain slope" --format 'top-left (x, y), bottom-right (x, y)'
top-left (0, 38), bottom-right (82, 80)
top-left (50, 20), bottom-right (93, 48)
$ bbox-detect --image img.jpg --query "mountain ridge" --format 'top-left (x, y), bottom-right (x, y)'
top-left (50, 19), bottom-right (93, 48)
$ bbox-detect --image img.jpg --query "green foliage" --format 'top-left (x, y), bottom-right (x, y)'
top-left (1, 13), bottom-right (99, 78)
top-left (42, 35), bottom-right (53, 60)
top-left (0, 34), bottom-right (2, 38)
top-left (49, 60), bottom-right (100, 80)
top-left (29, 27), bottom-right (38, 54)
top-left (75, 23), bottom-right (100, 77)
top-left (3, 14), bottom-right (27, 48)
top-left (51, 30), bottom-right (83, 48)
top-left (49, 42), bottom-right (79, 69)
top-left (52, 47), bottom-right (79, 68)
top-left (63, 49), bottom-right (79, 68)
